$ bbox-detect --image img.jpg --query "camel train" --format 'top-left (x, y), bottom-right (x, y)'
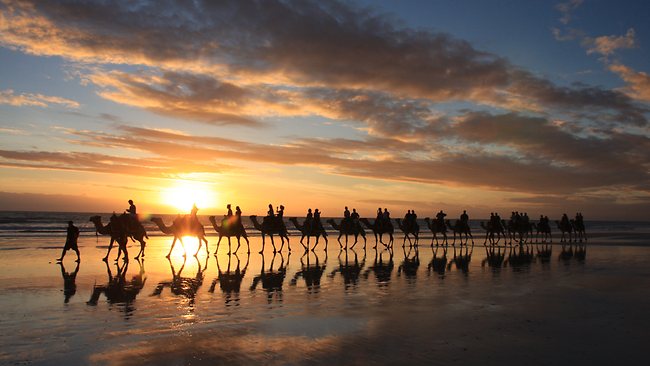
top-left (89, 206), bottom-right (586, 261)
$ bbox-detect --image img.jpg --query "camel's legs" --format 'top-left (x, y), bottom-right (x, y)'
top-left (103, 239), bottom-right (114, 261)
top-left (227, 237), bottom-right (232, 255)
top-left (259, 234), bottom-right (266, 254)
top-left (166, 237), bottom-right (177, 258)
top-left (234, 237), bottom-right (241, 254)
top-left (216, 236), bottom-right (223, 252)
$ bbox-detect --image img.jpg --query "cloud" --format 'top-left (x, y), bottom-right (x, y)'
top-left (583, 28), bottom-right (636, 56)
top-left (609, 63), bottom-right (650, 103)
top-left (555, 0), bottom-right (583, 25)
top-left (0, 88), bottom-right (79, 108)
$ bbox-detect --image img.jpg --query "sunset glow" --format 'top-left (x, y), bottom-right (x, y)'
top-left (161, 181), bottom-right (218, 213)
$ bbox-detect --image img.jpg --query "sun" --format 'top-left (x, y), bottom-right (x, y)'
top-left (162, 180), bottom-right (218, 213)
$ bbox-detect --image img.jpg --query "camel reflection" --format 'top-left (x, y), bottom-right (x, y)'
top-left (209, 252), bottom-right (249, 306)
top-left (291, 250), bottom-right (327, 293)
top-left (363, 247), bottom-right (394, 286)
top-left (59, 261), bottom-right (79, 303)
top-left (329, 248), bottom-right (366, 289)
top-left (151, 257), bottom-right (207, 306)
top-left (87, 259), bottom-right (146, 315)
top-left (250, 252), bottom-right (288, 303)
top-left (504, 244), bottom-right (534, 271)
top-left (481, 245), bottom-right (506, 270)
top-left (447, 245), bottom-right (473, 274)
top-left (398, 245), bottom-right (420, 283)
top-left (536, 243), bottom-right (553, 265)
top-left (428, 246), bottom-right (448, 277)
top-left (559, 244), bottom-right (587, 263)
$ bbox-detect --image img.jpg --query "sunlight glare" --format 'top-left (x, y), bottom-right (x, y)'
top-left (162, 180), bottom-right (218, 212)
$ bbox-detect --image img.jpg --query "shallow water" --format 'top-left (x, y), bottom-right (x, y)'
top-left (1, 234), bottom-right (650, 365)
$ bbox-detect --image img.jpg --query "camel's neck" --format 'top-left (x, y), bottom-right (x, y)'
top-left (396, 218), bottom-right (404, 230)
top-left (91, 219), bottom-right (110, 235)
top-left (209, 217), bottom-right (221, 232)
top-left (250, 216), bottom-right (263, 231)
top-left (153, 219), bottom-right (174, 235)
top-left (359, 218), bottom-right (371, 227)
top-left (289, 218), bottom-right (302, 230)
top-left (329, 220), bottom-right (340, 230)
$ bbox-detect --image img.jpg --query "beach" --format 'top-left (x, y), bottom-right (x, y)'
top-left (0, 214), bottom-right (649, 365)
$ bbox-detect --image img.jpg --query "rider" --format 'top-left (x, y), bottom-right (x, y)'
top-left (460, 210), bottom-right (469, 230)
top-left (351, 208), bottom-right (360, 230)
top-left (314, 209), bottom-right (322, 231)
top-left (126, 199), bottom-right (138, 231)
top-left (126, 200), bottom-right (137, 216)
top-left (190, 203), bottom-right (199, 230)
top-left (267, 204), bottom-right (275, 218)
top-left (383, 208), bottom-right (390, 224)
top-left (305, 208), bottom-right (313, 231)
top-left (226, 204), bottom-right (233, 217)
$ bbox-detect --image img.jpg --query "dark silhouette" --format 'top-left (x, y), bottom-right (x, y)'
top-left (209, 211), bottom-right (249, 255)
top-left (556, 214), bottom-right (575, 243)
top-left (395, 217), bottom-right (419, 247)
top-left (249, 214), bottom-right (290, 253)
top-left (574, 212), bottom-right (587, 242)
top-left (90, 213), bottom-right (148, 260)
top-left (480, 213), bottom-right (506, 246)
top-left (445, 219), bottom-right (474, 246)
top-left (363, 247), bottom-right (394, 286)
top-left (504, 244), bottom-right (534, 271)
top-left (57, 220), bottom-right (80, 262)
top-left (289, 217), bottom-right (328, 251)
top-left (447, 244), bottom-right (473, 274)
top-left (424, 217), bottom-right (448, 247)
top-left (536, 242), bottom-right (553, 264)
top-left (59, 261), bottom-right (79, 303)
top-left (90, 214), bottom-right (129, 262)
top-left (481, 244), bottom-right (506, 270)
top-left (359, 217), bottom-right (394, 249)
top-left (534, 215), bottom-right (552, 243)
top-left (327, 218), bottom-right (367, 249)
top-left (397, 245), bottom-right (420, 283)
top-left (151, 215), bottom-right (209, 257)
top-left (210, 252), bottom-right (249, 306)
top-left (427, 245), bottom-right (448, 277)
top-left (329, 248), bottom-right (366, 289)
top-left (87, 259), bottom-right (146, 315)
top-left (291, 250), bottom-right (327, 293)
top-left (250, 251), bottom-right (288, 303)
top-left (151, 256), bottom-right (207, 306)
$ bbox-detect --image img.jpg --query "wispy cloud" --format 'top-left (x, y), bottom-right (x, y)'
top-left (583, 28), bottom-right (636, 56)
top-left (0, 89), bottom-right (79, 108)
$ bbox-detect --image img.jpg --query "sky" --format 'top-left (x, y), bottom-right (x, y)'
top-left (0, 0), bottom-right (649, 220)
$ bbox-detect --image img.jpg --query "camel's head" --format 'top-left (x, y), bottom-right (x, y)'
top-left (208, 215), bottom-right (216, 223)
top-left (150, 217), bottom-right (161, 223)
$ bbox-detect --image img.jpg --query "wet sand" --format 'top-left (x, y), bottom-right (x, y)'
top-left (1, 234), bottom-right (650, 365)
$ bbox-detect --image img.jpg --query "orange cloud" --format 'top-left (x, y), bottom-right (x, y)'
top-left (0, 88), bottom-right (79, 108)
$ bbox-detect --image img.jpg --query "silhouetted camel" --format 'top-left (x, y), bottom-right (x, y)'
top-left (423, 217), bottom-right (448, 247)
top-left (290, 250), bottom-right (327, 293)
top-left (87, 259), bottom-right (146, 314)
top-left (151, 216), bottom-right (208, 257)
top-left (90, 214), bottom-right (129, 262)
top-left (480, 221), bottom-right (507, 246)
top-left (363, 247), bottom-right (394, 286)
top-left (534, 221), bottom-right (552, 243)
top-left (398, 245), bottom-right (420, 282)
top-left (289, 217), bottom-right (328, 251)
top-left (210, 252), bottom-right (249, 305)
top-left (208, 215), bottom-right (249, 255)
top-left (329, 248), bottom-right (366, 289)
top-left (359, 217), bottom-right (394, 248)
top-left (427, 246), bottom-right (448, 277)
top-left (250, 251), bottom-right (288, 303)
top-left (396, 218), bottom-right (419, 247)
top-left (555, 220), bottom-right (575, 243)
top-left (90, 214), bottom-right (148, 260)
top-left (327, 218), bottom-right (366, 249)
top-left (445, 219), bottom-right (474, 246)
top-left (573, 220), bottom-right (587, 243)
top-left (249, 215), bottom-right (290, 253)
top-left (151, 256), bottom-right (207, 306)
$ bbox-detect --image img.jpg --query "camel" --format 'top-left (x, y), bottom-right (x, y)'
top-left (534, 221), bottom-right (552, 243)
top-left (445, 219), bottom-right (474, 246)
top-left (482, 245), bottom-right (506, 269)
top-left (249, 215), bottom-right (290, 253)
top-left (359, 217), bottom-right (394, 248)
top-left (447, 245), bottom-right (473, 274)
top-left (573, 220), bottom-right (587, 243)
top-left (289, 217), bottom-right (328, 251)
top-left (327, 218), bottom-right (366, 248)
top-left (427, 246), bottom-right (448, 277)
top-left (90, 214), bottom-right (148, 260)
top-left (290, 250), bottom-right (327, 292)
top-left (151, 216), bottom-right (208, 258)
top-left (90, 214), bottom-right (130, 262)
top-left (397, 245), bottom-right (420, 281)
top-left (396, 218), bottom-right (419, 247)
top-left (479, 221), bottom-right (505, 246)
top-left (87, 259), bottom-right (145, 307)
top-left (504, 244), bottom-right (534, 269)
top-left (208, 215), bottom-right (249, 254)
top-left (363, 247), bottom-right (394, 285)
top-left (423, 217), bottom-right (448, 247)
top-left (555, 220), bottom-right (574, 243)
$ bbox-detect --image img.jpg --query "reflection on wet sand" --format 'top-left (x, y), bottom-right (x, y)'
top-left (447, 245), bottom-right (473, 274)
top-left (250, 252), bottom-right (288, 303)
top-left (290, 250), bottom-right (327, 293)
top-left (428, 245), bottom-right (448, 277)
top-left (397, 245), bottom-right (420, 283)
top-left (87, 259), bottom-right (146, 315)
top-left (59, 261), bottom-right (79, 303)
top-left (329, 248), bottom-right (366, 289)
top-left (210, 252), bottom-right (249, 306)
top-left (559, 244), bottom-right (587, 264)
top-left (505, 244), bottom-right (534, 271)
top-left (151, 256), bottom-right (207, 306)
top-left (363, 248), bottom-right (394, 286)
top-left (482, 245), bottom-right (506, 270)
